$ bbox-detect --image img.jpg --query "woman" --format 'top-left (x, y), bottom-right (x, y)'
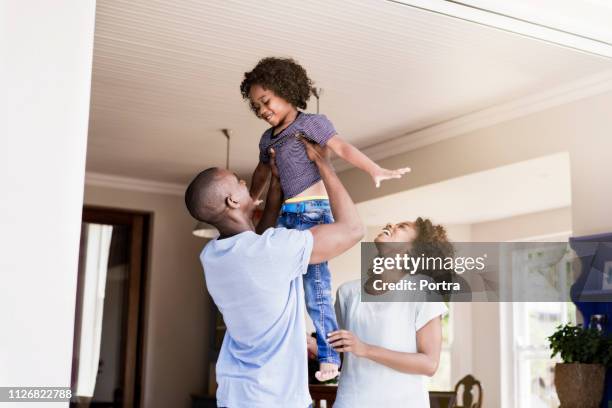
top-left (330, 218), bottom-right (453, 408)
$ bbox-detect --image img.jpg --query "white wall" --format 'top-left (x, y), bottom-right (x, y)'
top-left (0, 0), bottom-right (96, 402)
top-left (83, 185), bottom-right (209, 408)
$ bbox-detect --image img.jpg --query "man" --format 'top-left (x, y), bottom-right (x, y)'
top-left (185, 139), bottom-right (364, 408)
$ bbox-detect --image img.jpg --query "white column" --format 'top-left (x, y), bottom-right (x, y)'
top-left (0, 0), bottom-right (96, 402)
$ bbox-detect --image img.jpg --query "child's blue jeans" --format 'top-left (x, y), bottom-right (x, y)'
top-left (278, 198), bottom-right (341, 367)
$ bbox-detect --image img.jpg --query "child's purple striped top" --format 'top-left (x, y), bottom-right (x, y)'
top-left (259, 112), bottom-right (337, 198)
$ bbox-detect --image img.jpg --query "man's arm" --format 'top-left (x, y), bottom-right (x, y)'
top-left (250, 160), bottom-right (271, 202)
top-left (255, 150), bottom-right (282, 234)
top-left (302, 138), bottom-right (365, 264)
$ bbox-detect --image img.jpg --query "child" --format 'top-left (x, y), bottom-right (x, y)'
top-left (240, 57), bottom-right (410, 381)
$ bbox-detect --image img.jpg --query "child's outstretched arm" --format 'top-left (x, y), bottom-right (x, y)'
top-left (249, 160), bottom-right (271, 204)
top-left (326, 135), bottom-right (410, 188)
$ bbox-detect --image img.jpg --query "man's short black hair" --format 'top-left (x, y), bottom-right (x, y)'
top-left (185, 167), bottom-right (224, 223)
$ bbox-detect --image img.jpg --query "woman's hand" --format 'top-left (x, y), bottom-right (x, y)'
top-left (328, 330), bottom-right (370, 358)
top-left (371, 166), bottom-right (411, 188)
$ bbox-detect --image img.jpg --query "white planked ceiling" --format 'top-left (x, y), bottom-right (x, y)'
top-left (87, 0), bottom-right (612, 184)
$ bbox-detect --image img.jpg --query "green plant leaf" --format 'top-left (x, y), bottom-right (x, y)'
top-left (547, 324), bottom-right (609, 366)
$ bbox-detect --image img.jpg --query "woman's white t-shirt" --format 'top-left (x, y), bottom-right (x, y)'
top-left (333, 279), bottom-right (448, 408)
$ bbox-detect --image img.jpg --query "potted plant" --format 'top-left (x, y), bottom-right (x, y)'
top-left (548, 324), bottom-right (612, 408)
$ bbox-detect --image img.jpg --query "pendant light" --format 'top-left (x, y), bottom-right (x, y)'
top-left (311, 87), bottom-right (323, 114)
top-left (192, 129), bottom-right (231, 238)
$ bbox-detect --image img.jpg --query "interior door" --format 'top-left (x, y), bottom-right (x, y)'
top-left (70, 207), bottom-right (149, 408)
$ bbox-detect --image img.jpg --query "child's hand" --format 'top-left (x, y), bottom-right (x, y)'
top-left (372, 166), bottom-right (411, 188)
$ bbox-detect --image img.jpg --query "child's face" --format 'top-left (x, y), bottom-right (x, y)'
top-left (248, 84), bottom-right (295, 127)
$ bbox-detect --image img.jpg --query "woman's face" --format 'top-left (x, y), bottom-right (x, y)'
top-left (374, 222), bottom-right (417, 254)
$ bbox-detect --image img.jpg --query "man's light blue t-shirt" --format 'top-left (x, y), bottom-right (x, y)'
top-left (201, 227), bottom-right (314, 408)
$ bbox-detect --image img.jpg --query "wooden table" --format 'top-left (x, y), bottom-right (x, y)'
top-left (309, 384), bottom-right (338, 408)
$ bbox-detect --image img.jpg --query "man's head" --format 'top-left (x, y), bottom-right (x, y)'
top-left (185, 167), bottom-right (254, 231)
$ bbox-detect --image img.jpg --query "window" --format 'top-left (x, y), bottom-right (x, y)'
top-left (505, 233), bottom-right (576, 408)
top-left (513, 301), bottom-right (576, 408)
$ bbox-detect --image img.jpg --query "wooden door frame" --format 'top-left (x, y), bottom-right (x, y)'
top-left (72, 206), bottom-right (150, 408)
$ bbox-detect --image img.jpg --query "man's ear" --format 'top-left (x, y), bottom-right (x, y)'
top-left (226, 195), bottom-right (241, 209)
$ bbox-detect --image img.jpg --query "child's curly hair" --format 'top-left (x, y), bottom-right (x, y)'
top-left (240, 57), bottom-right (312, 114)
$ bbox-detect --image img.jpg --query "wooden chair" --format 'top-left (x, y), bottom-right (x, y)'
top-left (454, 374), bottom-right (483, 408)
top-left (429, 390), bottom-right (457, 408)
top-left (309, 384), bottom-right (337, 408)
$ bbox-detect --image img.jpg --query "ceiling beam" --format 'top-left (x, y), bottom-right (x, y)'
top-left (388, 0), bottom-right (612, 58)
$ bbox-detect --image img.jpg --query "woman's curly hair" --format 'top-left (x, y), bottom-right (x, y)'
top-left (240, 57), bottom-right (313, 114)
top-left (410, 217), bottom-right (455, 277)
top-left (411, 217), bottom-right (454, 258)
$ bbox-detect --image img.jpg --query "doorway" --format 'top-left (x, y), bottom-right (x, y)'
top-left (71, 207), bottom-right (150, 408)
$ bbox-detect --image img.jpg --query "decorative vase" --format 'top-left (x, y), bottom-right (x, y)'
top-left (554, 363), bottom-right (605, 408)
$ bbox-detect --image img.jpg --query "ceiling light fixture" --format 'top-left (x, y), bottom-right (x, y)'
top-left (311, 87), bottom-right (323, 114)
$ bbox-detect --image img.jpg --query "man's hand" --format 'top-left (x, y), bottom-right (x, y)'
top-left (299, 135), bottom-right (330, 163)
top-left (254, 148), bottom-right (280, 207)
top-left (269, 148), bottom-right (280, 179)
top-left (328, 329), bottom-right (370, 358)
top-left (371, 166), bottom-right (411, 188)
top-left (306, 334), bottom-right (318, 360)
top-left (252, 148), bottom-right (280, 207)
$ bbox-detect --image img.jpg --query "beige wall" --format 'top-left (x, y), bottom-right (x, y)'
top-left (84, 185), bottom-right (209, 408)
top-left (471, 207), bottom-right (572, 242)
top-left (339, 91), bottom-right (612, 238)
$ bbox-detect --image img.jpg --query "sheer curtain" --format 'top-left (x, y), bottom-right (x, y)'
top-left (74, 224), bottom-right (113, 397)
